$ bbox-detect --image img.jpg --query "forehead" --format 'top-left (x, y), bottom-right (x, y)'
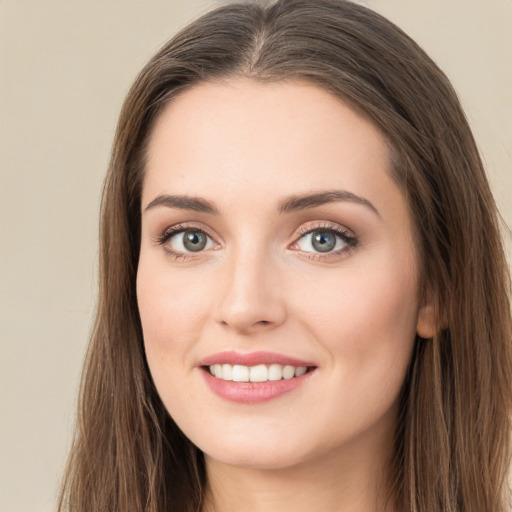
top-left (143, 79), bottom-right (398, 214)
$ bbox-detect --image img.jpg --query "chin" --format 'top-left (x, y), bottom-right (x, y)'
top-left (187, 421), bottom-right (333, 472)
top-left (203, 444), bottom-right (313, 471)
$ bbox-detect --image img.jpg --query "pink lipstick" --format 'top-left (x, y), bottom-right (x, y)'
top-left (197, 351), bottom-right (316, 403)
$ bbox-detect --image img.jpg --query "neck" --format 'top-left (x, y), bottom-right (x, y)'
top-left (201, 419), bottom-right (398, 512)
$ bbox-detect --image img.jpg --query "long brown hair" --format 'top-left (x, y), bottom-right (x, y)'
top-left (58, 1), bottom-right (512, 511)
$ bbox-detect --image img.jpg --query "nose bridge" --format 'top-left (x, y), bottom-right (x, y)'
top-left (216, 239), bottom-right (286, 333)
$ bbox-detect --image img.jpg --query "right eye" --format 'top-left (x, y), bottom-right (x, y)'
top-left (165, 229), bottom-right (214, 253)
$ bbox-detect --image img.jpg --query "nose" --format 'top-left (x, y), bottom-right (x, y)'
top-left (215, 248), bottom-right (287, 335)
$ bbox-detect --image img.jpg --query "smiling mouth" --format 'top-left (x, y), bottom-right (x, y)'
top-left (204, 363), bottom-right (315, 383)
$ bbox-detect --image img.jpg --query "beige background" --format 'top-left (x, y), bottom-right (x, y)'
top-left (1, 1), bottom-right (510, 511)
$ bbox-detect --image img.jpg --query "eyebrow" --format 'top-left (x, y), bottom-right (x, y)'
top-left (144, 189), bottom-right (379, 217)
top-left (278, 190), bottom-right (380, 217)
top-left (144, 194), bottom-right (219, 215)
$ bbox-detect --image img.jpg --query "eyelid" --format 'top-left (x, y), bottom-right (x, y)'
top-left (289, 220), bottom-right (358, 259)
top-left (152, 219), bottom-right (358, 261)
top-left (153, 222), bottom-right (221, 258)
top-left (155, 221), bottom-right (217, 241)
top-left (294, 220), bottom-right (355, 238)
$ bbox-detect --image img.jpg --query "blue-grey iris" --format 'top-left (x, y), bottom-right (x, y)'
top-left (183, 231), bottom-right (207, 252)
top-left (312, 230), bottom-right (336, 252)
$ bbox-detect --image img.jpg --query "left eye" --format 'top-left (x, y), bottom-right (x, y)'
top-left (295, 229), bottom-right (349, 253)
top-left (168, 230), bottom-right (214, 253)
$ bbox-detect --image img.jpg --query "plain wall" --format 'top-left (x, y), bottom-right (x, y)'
top-left (1, 1), bottom-right (510, 511)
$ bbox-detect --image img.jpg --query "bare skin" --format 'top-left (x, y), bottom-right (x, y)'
top-left (137, 79), bottom-right (434, 512)
top-left (202, 416), bottom-right (397, 512)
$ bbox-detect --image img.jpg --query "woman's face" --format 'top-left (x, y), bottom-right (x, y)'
top-left (137, 79), bottom-right (433, 470)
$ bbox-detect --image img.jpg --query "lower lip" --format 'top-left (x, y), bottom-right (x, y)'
top-left (200, 368), bottom-right (315, 403)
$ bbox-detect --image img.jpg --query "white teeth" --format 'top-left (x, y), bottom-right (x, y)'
top-left (208, 363), bottom-right (310, 382)
top-left (249, 364), bottom-right (268, 382)
top-left (282, 365), bottom-right (295, 380)
top-left (268, 364), bottom-right (283, 381)
top-left (222, 363), bottom-right (233, 381)
top-left (232, 365), bottom-right (249, 382)
top-left (295, 366), bottom-right (307, 377)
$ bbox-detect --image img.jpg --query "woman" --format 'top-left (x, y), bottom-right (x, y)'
top-left (58, 1), bottom-right (512, 511)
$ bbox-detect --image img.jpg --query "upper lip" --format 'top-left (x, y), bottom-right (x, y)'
top-left (197, 350), bottom-right (315, 368)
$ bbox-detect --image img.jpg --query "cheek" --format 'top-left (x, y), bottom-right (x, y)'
top-left (137, 260), bottom-right (210, 345)
top-left (303, 263), bottom-right (417, 328)
top-left (136, 259), bottom-right (217, 425)
top-left (296, 255), bottom-right (419, 382)
top-left (289, 260), bottom-right (418, 442)
top-left (136, 259), bottom-right (216, 402)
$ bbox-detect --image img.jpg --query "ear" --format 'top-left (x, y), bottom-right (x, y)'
top-left (416, 299), bottom-right (438, 339)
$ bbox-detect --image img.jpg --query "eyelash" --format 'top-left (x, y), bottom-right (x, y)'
top-left (293, 222), bottom-right (358, 261)
top-left (154, 222), bottom-right (358, 261)
top-left (154, 223), bottom-right (215, 260)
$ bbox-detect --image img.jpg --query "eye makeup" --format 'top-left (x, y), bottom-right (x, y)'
top-left (152, 218), bottom-right (359, 263)
top-left (289, 221), bottom-right (358, 261)
top-left (152, 222), bottom-right (220, 260)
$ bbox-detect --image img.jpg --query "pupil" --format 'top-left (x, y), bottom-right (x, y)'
top-left (312, 231), bottom-right (336, 252)
top-left (183, 231), bottom-right (206, 252)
